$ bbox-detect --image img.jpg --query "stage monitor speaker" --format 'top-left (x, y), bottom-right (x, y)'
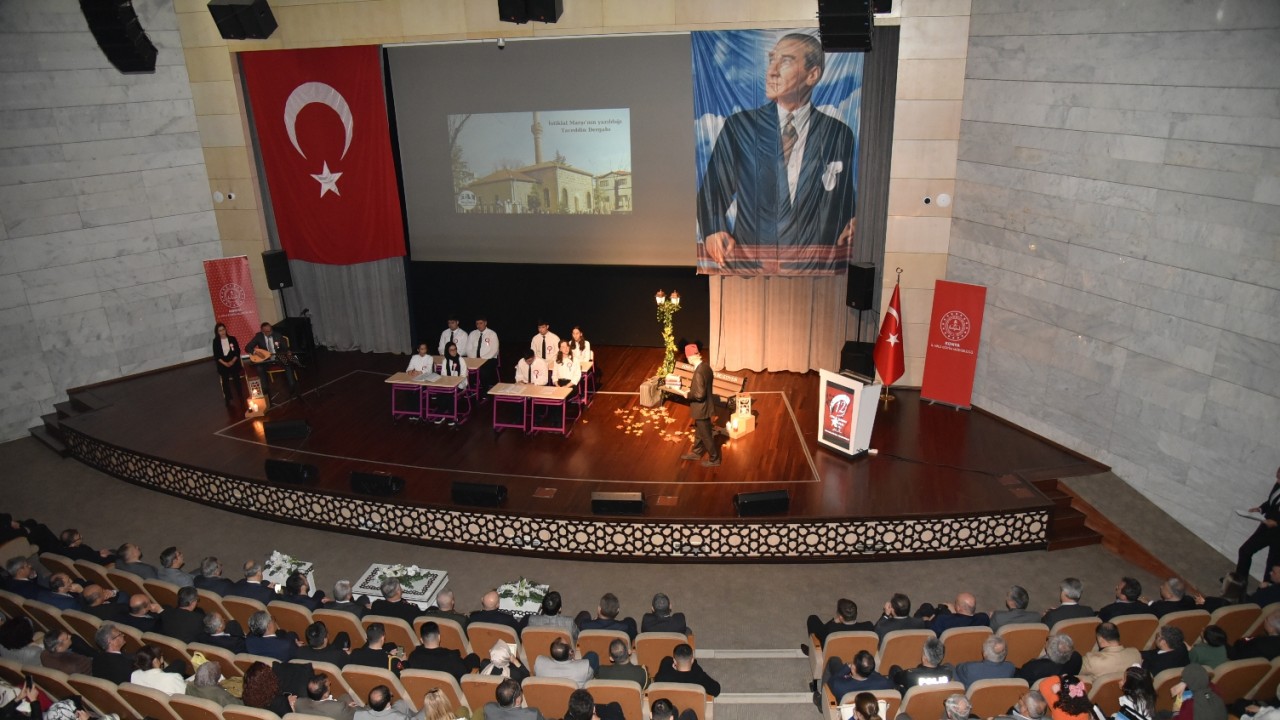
top-left (846, 262), bottom-right (876, 310)
top-left (817, 0), bottom-right (874, 52)
top-left (263, 418), bottom-right (310, 441)
top-left (262, 249), bottom-right (293, 290)
top-left (207, 0), bottom-right (278, 40)
top-left (591, 491), bottom-right (645, 516)
top-left (528, 0), bottom-right (563, 23)
top-left (734, 490), bottom-right (791, 517)
top-left (452, 481), bottom-right (508, 507)
top-left (350, 471), bottom-right (404, 497)
top-left (79, 0), bottom-right (158, 74)
top-left (264, 458), bottom-right (317, 485)
top-left (840, 341), bottom-right (875, 381)
top-left (497, 0), bottom-right (528, 23)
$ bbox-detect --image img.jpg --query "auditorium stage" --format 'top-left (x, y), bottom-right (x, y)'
top-left (54, 346), bottom-right (1107, 562)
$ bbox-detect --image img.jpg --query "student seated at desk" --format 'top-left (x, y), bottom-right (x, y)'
top-left (552, 340), bottom-right (581, 393)
top-left (407, 343), bottom-right (434, 373)
top-left (439, 316), bottom-right (468, 357)
top-left (570, 326), bottom-right (592, 365)
top-left (531, 321), bottom-right (560, 365)
top-left (432, 341), bottom-right (468, 426)
top-left (515, 348), bottom-right (549, 386)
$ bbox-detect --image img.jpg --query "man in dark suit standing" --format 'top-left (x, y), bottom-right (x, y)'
top-left (1231, 466), bottom-right (1280, 595)
top-left (244, 321), bottom-right (298, 396)
top-left (696, 32), bottom-right (856, 275)
top-left (678, 344), bottom-right (720, 468)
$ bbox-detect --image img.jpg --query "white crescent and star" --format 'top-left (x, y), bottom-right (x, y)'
top-left (283, 82), bottom-right (354, 198)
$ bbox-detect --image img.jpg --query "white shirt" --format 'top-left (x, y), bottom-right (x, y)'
top-left (777, 102), bottom-right (813, 204)
top-left (440, 353), bottom-right (468, 389)
top-left (531, 332), bottom-right (561, 362)
top-left (468, 328), bottom-right (498, 360)
top-left (220, 338), bottom-right (231, 356)
top-left (515, 358), bottom-right (549, 386)
top-left (407, 353), bottom-right (433, 373)
top-left (131, 667), bottom-right (187, 696)
top-left (570, 339), bottom-right (592, 364)
top-left (439, 326), bottom-right (467, 356)
top-left (552, 354), bottom-right (581, 387)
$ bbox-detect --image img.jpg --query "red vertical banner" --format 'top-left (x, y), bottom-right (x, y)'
top-left (921, 280), bottom-right (987, 409)
top-left (203, 257), bottom-right (261, 346)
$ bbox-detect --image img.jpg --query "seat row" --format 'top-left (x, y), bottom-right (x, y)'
top-left (807, 603), bottom-right (1271, 682)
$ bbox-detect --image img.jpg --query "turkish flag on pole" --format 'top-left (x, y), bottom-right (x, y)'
top-left (874, 282), bottom-right (905, 386)
top-left (241, 46), bottom-right (404, 265)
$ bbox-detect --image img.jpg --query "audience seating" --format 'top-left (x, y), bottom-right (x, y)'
top-left (222, 596), bottom-right (269, 632)
top-left (1050, 617), bottom-right (1100, 655)
top-left (0, 589), bottom-right (25, 621)
top-left (144, 579), bottom-right (181, 609)
top-left (0, 538), bottom-right (38, 562)
top-left (646, 681), bottom-right (710, 720)
top-left (342, 664), bottom-right (415, 711)
top-left (38, 552), bottom-right (78, 579)
top-left (362, 614), bottom-right (418, 652)
top-left (1211, 603), bottom-right (1262, 643)
top-left (1212, 657), bottom-right (1272, 704)
top-left (521, 625), bottom-right (571, 670)
top-left (26, 665), bottom-right (78, 701)
top-left (1246, 657), bottom-right (1280, 701)
top-left (1154, 609), bottom-right (1211, 649)
top-left (836, 688), bottom-right (901, 720)
top-left (1245, 603), bottom-right (1280, 637)
top-left (460, 674), bottom-right (502, 713)
top-left (468, 621), bottom-right (520, 661)
top-left (416, 616), bottom-right (468, 656)
top-left (296, 659), bottom-right (357, 700)
top-left (119, 681), bottom-right (184, 720)
top-left (315, 608), bottom-right (368, 647)
top-left (997, 623), bottom-right (1050, 667)
top-left (61, 608), bottom-right (102, 647)
top-left (22, 598), bottom-right (77, 638)
top-left (400, 669), bottom-right (469, 712)
top-left (188, 642), bottom-right (242, 678)
top-left (586, 679), bottom-right (645, 720)
top-left (1087, 671), bottom-right (1124, 716)
top-left (1112, 613), bottom-right (1159, 650)
top-left (521, 675), bottom-right (579, 718)
top-left (143, 631), bottom-right (195, 668)
top-left (1153, 667), bottom-right (1186, 713)
top-left (69, 673), bottom-right (142, 720)
top-left (0, 658), bottom-right (26, 686)
top-left (635, 631), bottom-right (692, 679)
top-left (876, 629), bottom-right (934, 677)
top-left (169, 694), bottom-right (225, 720)
top-left (233, 652), bottom-right (281, 675)
top-left (195, 589), bottom-right (231, 620)
top-left (223, 706), bottom-right (281, 720)
top-left (940, 626), bottom-right (993, 666)
top-left (967, 677), bottom-right (1029, 719)
top-left (106, 569), bottom-right (150, 600)
top-left (813, 630), bottom-right (878, 681)
top-left (73, 560), bottom-right (114, 591)
top-left (268, 600), bottom-right (314, 639)
top-left (899, 680), bottom-right (965, 720)
top-left (116, 622), bottom-right (146, 653)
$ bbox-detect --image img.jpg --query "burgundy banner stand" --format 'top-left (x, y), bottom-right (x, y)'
top-left (920, 280), bottom-right (987, 409)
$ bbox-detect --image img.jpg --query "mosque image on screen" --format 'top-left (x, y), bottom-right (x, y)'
top-left (450, 108), bottom-right (632, 215)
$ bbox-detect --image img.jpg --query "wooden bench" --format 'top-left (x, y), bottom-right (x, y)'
top-left (661, 362), bottom-right (747, 406)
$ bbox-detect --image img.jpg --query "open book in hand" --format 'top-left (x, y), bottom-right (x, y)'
top-left (1236, 509), bottom-right (1265, 522)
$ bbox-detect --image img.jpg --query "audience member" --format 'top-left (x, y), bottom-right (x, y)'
top-left (1171, 663), bottom-right (1225, 720)
top-left (1079, 622), bottom-right (1140, 682)
top-left (955, 635), bottom-right (1015, 688)
top-left (1042, 578), bottom-right (1093, 628)
top-left (353, 685), bottom-right (416, 720)
top-left (39, 629), bottom-right (92, 676)
top-left (421, 589), bottom-right (467, 629)
top-left (533, 637), bottom-right (596, 688)
top-left (368, 578), bottom-right (419, 624)
top-left (158, 585), bottom-right (205, 643)
top-left (595, 638), bottom-right (648, 688)
top-left (279, 571), bottom-right (326, 611)
top-left (295, 674), bottom-right (358, 720)
top-left (0, 618), bottom-right (42, 666)
top-left (1245, 566), bottom-right (1280, 607)
top-left (2, 558), bottom-right (39, 599)
top-left (57, 528), bottom-right (115, 564)
top-left (579, 592), bottom-right (638, 642)
top-left (329, 580), bottom-right (369, 618)
top-left (242, 661), bottom-right (295, 717)
top-left (929, 592), bottom-right (991, 634)
top-left (892, 636), bottom-right (954, 691)
top-left (1038, 673), bottom-right (1104, 720)
top-left (114, 543), bottom-right (159, 580)
top-left (80, 583), bottom-right (125, 621)
top-left (479, 639), bottom-right (530, 683)
top-left (643, 592), bottom-right (691, 635)
top-left (525, 590), bottom-right (579, 643)
top-left (823, 649), bottom-right (890, 701)
top-left (420, 684), bottom-right (465, 720)
top-left (991, 585), bottom-right (1040, 632)
top-left (35, 572), bottom-right (80, 611)
top-left (471, 591), bottom-right (524, 634)
top-left (804, 597), bottom-right (872, 654)
top-left (1141, 626), bottom-right (1189, 675)
top-left (195, 556), bottom-right (235, 596)
top-left (483, 677), bottom-right (546, 720)
top-left (1189, 625), bottom-right (1230, 669)
top-left (297, 621), bottom-right (350, 667)
top-left (564, 688), bottom-right (625, 720)
top-left (246, 610), bottom-right (298, 662)
top-left (130, 644), bottom-right (186, 695)
top-left (650, 697), bottom-right (697, 720)
top-left (874, 593), bottom-right (926, 640)
top-left (1017, 634), bottom-right (1082, 684)
top-left (1146, 578), bottom-right (1197, 618)
top-left (156, 546), bottom-right (195, 587)
top-left (117, 592), bottom-right (163, 633)
top-left (1116, 666), bottom-right (1156, 720)
top-left (849, 692), bottom-right (886, 720)
top-left (198, 611), bottom-right (247, 653)
top-left (1098, 577), bottom-right (1146, 622)
top-left (91, 623), bottom-right (133, 684)
top-left (227, 559), bottom-right (277, 605)
top-left (187, 660), bottom-right (244, 707)
top-left (945, 694), bottom-right (974, 720)
top-left (347, 622), bottom-right (404, 674)
top-left (407, 621), bottom-right (480, 680)
top-left (656, 643), bottom-right (722, 697)
top-left (997, 690), bottom-right (1049, 720)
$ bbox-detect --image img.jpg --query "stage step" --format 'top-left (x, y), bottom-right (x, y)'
top-left (53, 400), bottom-right (78, 419)
top-left (28, 425), bottom-right (69, 458)
top-left (1032, 478), bottom-right (1103, 551)
top-left (69, 390), bottom-right (110, 413)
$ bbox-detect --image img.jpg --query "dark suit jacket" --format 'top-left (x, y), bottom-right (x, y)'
top-left (118, 613), bottom-right (160, 634)
top-left (581, 616), bottom-right (638, 642)
top-left (1248, 585), bottom-right (1280, 606)
top-left (227, 578), bottom-right (277, 605)
top-left (328, 601), bottom-right (368, 619)
top-left (642, 612), bottom-right (690, 635)
top-left (369, 598), bottom-right (421, 625)
top-left (1097, 601), bottom-right (1149, 623)
top-left (1148, 597), bottom-right (1196, 618)
top-left (246, 634), bottom-right (297, 662)
top-left (213, 335), bottom-right (242, 369)
top-left (4, 577), bottom-right (40, 599)
top-left (407, 646), bottom-right (470, 681)
top-left (874, 615), bottom-right (927, 641)
top-left (1016, 653), bottom-right (1082, 684)
top-left (195, 575), bottom-right (236, 596)
top-left (1142, 646), bottom-right (1190, 675)
top-left (159, 607), bottom-right (205, 643)
top-left (930, 612), bottom-right (991, 635)
top-left (347, 646), bottom-right (399, 674)
top-left (61, 544), bottom-right (114, 565)
top-left (954, 659), bottom-right (1016, 688)
top-left (1232, 635), bottom-right (1280, 661)
top-left (92, 651), bottom-right (135, 684)
top-left (655, 657), bottom-right (721, 697)
top-left (470, 609), bottom-right (524, 634)
top-left (296, 645), bottom-right (349, 668)
top-left (279, 592), bottom-right (325, 612)
top-left (196, 632), bottom-right (246, 654)
top-left (246, 331), bottom-right (289, 357)
top-left (85, 602), bottom-right (127, 621)
top-left (36, 590), bottom-right (80, 611)
top-left (115, 561), bottom-right (158, 580)
top-left (688, 362), bottom-right (714, 420)
top-left (1041, 604), bottom-right (1096, 629)
top-left (696, 102), bottom-right (856, 274)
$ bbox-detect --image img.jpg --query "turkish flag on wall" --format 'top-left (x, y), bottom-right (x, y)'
top-left (241, 46), bottom-right (404, 265)
top-left (873, 282), bottom-right (905, 386)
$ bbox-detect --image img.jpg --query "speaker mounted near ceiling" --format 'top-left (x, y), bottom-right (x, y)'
top-left (207, 0), bottom-right (278, 40)
top-left (498, 0), bottom-right (563, 25)
top-left (817, 0), bottom-right (874, 53)
top-left (79, 0), bottom-right (158, 74)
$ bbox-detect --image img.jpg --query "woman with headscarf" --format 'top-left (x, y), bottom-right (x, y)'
top-left (1173, 663), bottom-right (1226, 720)
top-left (478, 640), bottom-right (529, 684)
top-left (186, 660), bottom-right (243, 707)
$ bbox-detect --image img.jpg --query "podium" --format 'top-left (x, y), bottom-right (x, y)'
top-left (817, 369), bottom-right (880, 457)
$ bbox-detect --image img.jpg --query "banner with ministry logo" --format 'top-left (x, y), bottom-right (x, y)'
top-left (203, 257), bottom-right (261, 346)
top-left (921, 280), bottom-right (988, 409)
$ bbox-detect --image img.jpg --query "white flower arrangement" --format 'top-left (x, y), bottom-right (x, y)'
top-left (264, 550), bottom-right (313, 579)
top-left (497, 577), bottom-right (548, 609)
top-left (376, 563), bottom-right (433, 591)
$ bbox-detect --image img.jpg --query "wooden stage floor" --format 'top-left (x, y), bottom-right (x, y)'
top-left (58, 346), bottom-right (1107, 562)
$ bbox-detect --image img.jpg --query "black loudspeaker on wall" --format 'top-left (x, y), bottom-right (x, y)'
top-left (846, 262), bottom-right (876, 310)
top-left (264, 459), bottom-right (317, 485)
top-left (207, 0), bottom-right (278, 40)
top-left (817, 0), bottom-right (874, 52)
top-left (734, 490), bottom-right (791, 517)
top-left (262, 249), bottom-right (293, 290)
top-left (79, 0), bottom-right (158, 74)
top-left (263, 419), bottom-right (310, 441)
top-left (591, 492), bottom-right (645, 515)
top-left (350, 471), bottom-right (404, 497)
top-left (452, 482), bottom-right (508, 507)
top-left (497, 0), bottom-right (563, 24)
